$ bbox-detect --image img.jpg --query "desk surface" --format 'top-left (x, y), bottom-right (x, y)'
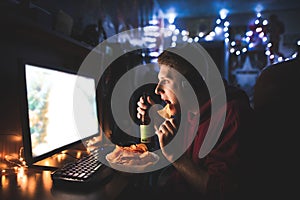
top-left (0, 147), bottom-right (165, 200)
top-left (1, 163), bottom-right (133, 200)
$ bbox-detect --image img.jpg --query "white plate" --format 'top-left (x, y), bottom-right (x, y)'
top-left (105, 151), bottom-right (159, 173)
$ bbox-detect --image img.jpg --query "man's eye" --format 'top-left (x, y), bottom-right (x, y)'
top-left (160, 80), bottom-right (168, 85)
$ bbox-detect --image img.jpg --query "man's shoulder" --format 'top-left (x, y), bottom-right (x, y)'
top-left (226, 85), bottom-right (250, 103)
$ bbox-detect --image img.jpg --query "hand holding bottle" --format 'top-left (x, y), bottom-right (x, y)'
top-left (137, 93), bottom-right (153, 144)
top-left (136, 93), bottom-right (154, 120)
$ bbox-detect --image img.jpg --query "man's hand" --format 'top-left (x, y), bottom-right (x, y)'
top-left (156, 118), bottom-right (178, 162)
top-left (136, 95), bottom-right (154, 120)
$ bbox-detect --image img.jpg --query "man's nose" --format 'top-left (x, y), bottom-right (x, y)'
top-left (155, 84), bottom-right (164, 95)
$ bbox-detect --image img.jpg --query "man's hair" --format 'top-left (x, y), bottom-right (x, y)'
top-left (158, 49), bottom-right (191, 76)
top-left (157, 48), bottom-right (206, 93)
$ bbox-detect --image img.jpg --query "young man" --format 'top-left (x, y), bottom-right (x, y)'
top-left (137, 45), bottom-right (254, 199)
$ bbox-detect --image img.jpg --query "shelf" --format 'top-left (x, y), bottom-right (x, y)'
top-left (0, 3), bottom-right (93, 55)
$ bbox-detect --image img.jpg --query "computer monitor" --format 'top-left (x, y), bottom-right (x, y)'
top-left (20, 62), bottom-right (100, 167)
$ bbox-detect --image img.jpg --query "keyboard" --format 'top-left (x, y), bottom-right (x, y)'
top-left (51, 149), bottom-right (104, 183)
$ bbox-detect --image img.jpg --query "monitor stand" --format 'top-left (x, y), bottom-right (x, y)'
top-left (31, 144), bottom-right (89, 171)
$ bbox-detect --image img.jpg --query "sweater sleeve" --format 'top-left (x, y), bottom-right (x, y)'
top-left (204, 99), bottom-right (246, 199)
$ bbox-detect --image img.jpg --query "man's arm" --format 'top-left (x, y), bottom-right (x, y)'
top-left (172, 153), bottom-right (210, 194)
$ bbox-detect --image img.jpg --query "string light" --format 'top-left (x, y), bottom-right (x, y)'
top-left (1, 146), bottom-right (28, 178)
top-left (162, 9), bottom-right (298, 66)
top-left (163, 8), bottom-right (230, 45)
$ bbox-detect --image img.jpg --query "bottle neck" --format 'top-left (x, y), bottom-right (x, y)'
top-left (141, 109), bottom-right (151, 125)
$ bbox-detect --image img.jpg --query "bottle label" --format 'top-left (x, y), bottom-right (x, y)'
top-left (140, 125), bottom-right (153, 143)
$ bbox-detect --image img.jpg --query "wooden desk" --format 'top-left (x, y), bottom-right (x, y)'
top-left (0, 165), bottom-right (138, 200)
top-left (0, 147), bottom-right (163, 200)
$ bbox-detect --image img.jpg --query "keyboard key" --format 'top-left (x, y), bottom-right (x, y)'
top-left (51, 149), bottom-right (103, 183)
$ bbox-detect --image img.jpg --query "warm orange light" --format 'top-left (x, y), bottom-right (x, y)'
top-left (44, 160), bottom-right (50, 166)
top-left (42, 171), bottom-right (52, 190)
top-left (57, 153), bottom-right (62, 162)
top-left (57, 152), bottom-right (67, 162)
top-left (1, 174), bottom-right (8, 189)
top-left (14, 166), bottom-right (18, 172)
top-left (11, 135), bottom-right (22, 142)
top-left (27, 175), bottom-right (36, 196)
top-left (17, 166), bottom-right (28, 193)
top-left (17, 166), bottom-right (25, 179)
top-left (76, 151), bottom-right (82, 159)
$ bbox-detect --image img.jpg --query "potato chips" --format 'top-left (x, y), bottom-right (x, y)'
top-left (157, 104), bottom-right (172, 119)
top-left (106, 144), bottom-right (158, 167)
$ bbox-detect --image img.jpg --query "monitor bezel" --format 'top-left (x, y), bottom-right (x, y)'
top-left (19, 59), bottom-right (100, 166)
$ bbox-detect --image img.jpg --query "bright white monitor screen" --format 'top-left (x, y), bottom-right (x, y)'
top-left (25, 64), bottom-right (99, 159)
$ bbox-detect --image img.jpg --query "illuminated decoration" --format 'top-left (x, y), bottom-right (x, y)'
top-left (164, 7), bottom-right (177, 24)
top-left (167, 12), bottom-right (177, 24)
top-left (146, 6), bottom-right (299, 65)
top-left (227, 12), bottom-right (298, 66)
top-left (232, 55), bottom-right (260, 88)
top-left (228, 13), bottom-right (268, 60)
top-left (0, 146), bottom-right (28, 189)
top-left (219, 8), bottom-right (229, 20)
top-left (255, 4), bottom-right (264, 14)
top-left (163, 8), bottom-right (231, 45)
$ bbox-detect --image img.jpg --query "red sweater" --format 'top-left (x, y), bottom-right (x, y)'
top-left (161, 86), bottom-right (253, 200)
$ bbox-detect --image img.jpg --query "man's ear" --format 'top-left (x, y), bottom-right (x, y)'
top-left (181, 80), bottom-right (188, 88)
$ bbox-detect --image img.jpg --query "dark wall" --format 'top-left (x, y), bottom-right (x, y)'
top-left (0, 4), bottom-right (91, 157)
top-left (31, 0), bottom-right (155, 40)
top-left (200, 41), bottom-right (225, 78)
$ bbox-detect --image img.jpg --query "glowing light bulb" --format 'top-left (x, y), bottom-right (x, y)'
top-left (219, 8), bottom-right (229, 20)
top-left (263, 20), bottom-right (268, 26)
top-left (198, 32), bottom-right (204, 38)
top-left (224, 21), bottom-right (230, 27)
top-left (257, 13), bottom-right (261, 18)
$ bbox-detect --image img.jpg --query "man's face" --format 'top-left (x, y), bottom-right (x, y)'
top-left (155, 64), bottom-right (182, 116)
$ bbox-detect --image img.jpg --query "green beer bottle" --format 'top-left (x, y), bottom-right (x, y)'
top-left (140, 93), bottom-right (152, 144)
